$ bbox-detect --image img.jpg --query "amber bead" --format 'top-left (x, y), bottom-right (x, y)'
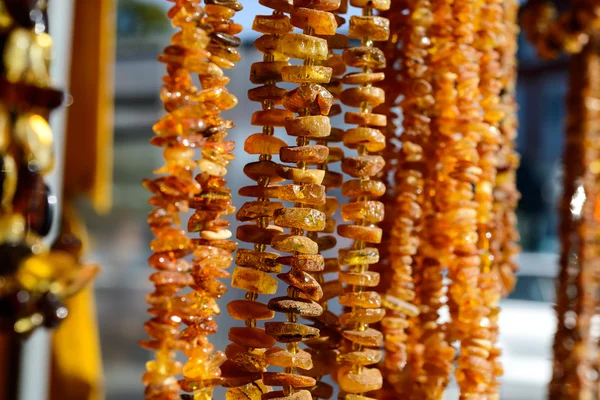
top-left (231, 267), bottom-right (278, 295)
top-left (262, 372), bottom-right (316, 388)
top-left (339, 270), bottom-right (380, 287)
top-left (337, 224), bottom-right (383, 243)
top-left (337, 366), bottom-right (383, 393)
top-left (279, 145), bottom-right (329, 164)
top-left (284, 116), bottom-right (331, 138)
top-left (282, 84), bottom-right (333, 115)
top-left (339, 291), bottom-right (382, 309)
top-left (281, 65), bottom-right (333, 84)
top-left (235, 249), bottom-right (282, 273)
top-left (277, 254), bottom-right (324, 271)
top-left (236, 201), bottom-right (284, 222)
top-left (262, 390), bottom-right (312, 400)
top-left (264, 322), bottom-right (320, 343)
top-left (227, 300), bottom-right (275, 321)
top-left (341, 155), bottom-right (385, 178)
top-left (253, 14), bottom-right (294, 34)
top-left (291, 7), bottom-right (338, 35)
top-left (228, 327), bottom-right (277, 349)
top-left (276, 183), bottom-right (326, 205)
top-left (278, 269), bottom-right (323, 300)
top-left (276, 166), bottom-right (325, 184)
top-left (265, 346), bottom-right (313, 369)
top-left (273, 207), bottom-right (327, 231)
top-left (341, 328), bottom-right (383, 347)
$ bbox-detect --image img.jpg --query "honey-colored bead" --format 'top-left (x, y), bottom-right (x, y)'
top-left (316, 196), bottom-right (339, 216)
top-left (235, 249), bottom-right (282, 273)
top-left (338, 247), bottom-right (379, 266)
top-left (264, 322), bottom-right (320, 343)
top-left (342, 179), bottom-right (386, 198)
top-left (348, 16), bottom-right (390, 41)
top-left (259, 0), bottom-right (294, 13)
top-left (243, 160), bottom-right (285, 183)
top-left (281, 65), bottom-right (333, 84)
top-left (250, 61), bottom-right (289, 84)
top-left (271, 234), bottom-right (319, 255)
top-left (263, 372), bottom-right (316, 388)
top-left (244, 133), bottom-right (287, 155)
top-left (280, 145), bottom-right (329, 164)
top-left (337, 366), bottom-right (383, 393)
top-left (279, 269), bottom-right (323, 300)
top-left (228, 327), bottom-right (277, 349)
top-left (248, 85), bottom-right (287, 104)
top-left (342, 46), bottom-right (386, 69)
top-left (350, 0), bottom-right (390, 10)
top-left (253, 14), bottom-right (294, 34)
top-left (282, 84), bottom-right (333, 115)
top-left (293, 0), bottom-right (341, 11)
top-left (342, 72), bottom-right (385, 85)
top-left (339, 291), bottom-right (382, 308)
top-left (343, 127), bottom-right (386, 152)
top-left (277, 254), bottom-right (325, 271)
top-left (284, 116), bottom-right (331, 138)
top-left (236, 224), bottom-right (282, 245)
top-left (339, 270), bottom-right (380, 287)
top-left (268, 297), bottom-right (323, 317)
top-left (265, 346), bottom-right (313, 369)
top-left (344, 111), bottom-right (387, 127)
top-left (339, 308), bottom-right (385, 326)
top-left (341, 86), bottom-right (385, 108)
top-left (226, 381), bottom-right (270, 399)
top-left (273, 207), bottom-right (327, 231)
top-left (227, 300), bottom-right (275, 321)
top-left (341, 328), bottom-right (383, 347)
top-left (382, 294), bottom-right (420, 317)
top-left (276, 166), bottom-right (326, 184)
top-left (231, 267), bottom-right (278, 294)
top-left (337, 349), bottom-right (382, 366)
top-left (236, 201), bottom-right (283, 222)
top-left (238, 185), bottom-right (281, 199)
top-left (341, 156), bottom-right (385, 178)
top-left (225, 344), bottom-right (267, 373)
top-left (322, 171), bottom-right (344, 188)
top-left (262, 390), bottom-right (312, 400)
top-left (337, 224), bottom-right (382, 243)
top-left (251, 109), bottom-right (295, 127)
top-left (277, 183), bottom-right (326, 205)
top-left (340, 201), bottom-right (384, 223)
top-left (291, 8), bottom-right (338, 35)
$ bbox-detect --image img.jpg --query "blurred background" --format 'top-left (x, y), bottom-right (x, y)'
top-left (77, 0), bottom-right (567, 399)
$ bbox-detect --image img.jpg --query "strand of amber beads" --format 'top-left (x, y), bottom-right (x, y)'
top-left (336, 1), bottom-right (390, 398)
top-left (223, 1), bottom-right (293, 398)
top-left (261, 1), bottom-right (339, 399)
top-left (297, 11), bottom-right (349, 399)
top-left (548, 33), bottom-right (600, 400)
top-left (180, 1), bottom-right (243, 398)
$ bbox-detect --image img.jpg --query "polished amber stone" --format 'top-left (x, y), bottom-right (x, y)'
top-left (149, 271), bottom-right (194, 287)
top-left (382, 294), bottom-right (419, 317)
top-left (282, 84), bottom-right (333, 115)
top-left (243, 160), bottom-right (286, 183)
top-left (259, 0), bottom-right (293, 13)
top-left (341, 86), bottom-right (385, 108)
top-left (236, 225), bottom-right (282, 245)
top-left (350, 0), bottom-right (389, 9)
top-left (272, 234), bottom-right (319, 254)
top-left (337, 349), bottom-right (382, 366)
top-left (343, 127), bottom-right (386, 152)
top-left (235, 249), bottom-right (282, 273)
top-left (264, 322), bottom-right (320, 343)
top-left (291, 7), bottom-right (337, 35)
top-left (253, 14), bottom-right (293, 34)
top-left (244, 134), bottom-right (287, 155)
top-left (325, 146), bottom-right (344, 163)
top-left (279, 145), bottom-right (329, 164)
top-left (238, 185), bottom-right (281, 199)
top-left (341, 328), bottom-right (383, 347)
top-left (278, 268), bottom-right (323, 300)
top-left (341, 179), bottom-right (386, 198)
top-left (268, 296), bottom-right (323, 317)
top-left (294, 0), bottom-right (341, 11)
top-left (231, 267), bottom-right (278, 294)
top-left (277, 33), bottom-right (329, 60)
top-left (316, 196), bottom-right (339, 216)
top-left (348, 16), bottom-right (390, 41)
top-left (277, 254), bottom-right (324, 271)
top-left (284, 116), bottom-right (331, 138)
top-left (276, 166), bottom-right (325, 184)
top-left (273, 207), bottom-right (327, 231)
top-left (337, 366), bottom-right (383, 393)
top-left (225, 343), bottom-right (267, 372)
top-left (228, 327), bottom-right (277, 349)
top-left (342, 46), bottom-right (386, 69)
top-left (341, 156), bottom-right (385, 178)
top-left (342, 72), bottom-right (385, 86)
top-left (236, 201), bottom-right (283, 222)
top-left (150, 228), bottom-right (191, 252)
top-left (344, 112), bottom-right (386, 128)
top-left (262, 390), bottom-right (312, 400)
top-left (276, 183), bottom-right (326, 205)
top-left (341, 201), bottom-right (384, 223)
top-left (262, 372), bottom-right (316, 388)
top-left (227, 300), bottom-right (275, 321)
top-left (320, 280), bottom-right (345, 302)
top-left (339, 308), bottom-right (385, 326)
top-left (339, 270), bottom-right (380, 287)
top-left (250, 61), bottom-right (289, 84)
top-left (338, 247), bottom-right (379, 266)
top-left (322, 171), bottom-right (344, 189)
top-left (281, 65), bottom-right (333, 84)
top-left (247, 85), bottom-right (287, 104)
top-left (265, 346), bottom-right (313, 369)
top-left (339, 291), bottom-right (382, 309)
top-left (251, 109), bottom-right (295, 127)
top-left (337, 224), bottom-right (383, 243)
top-left (182, 351), bottom-right (226, 380)
top-left (220, 359), bottom-right (262, 387)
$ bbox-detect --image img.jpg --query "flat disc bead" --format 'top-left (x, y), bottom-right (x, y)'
top-left (250, 61), bottom-right (289, 84)
top-left (322, 171), bottom-right (344, 189)
top-left (348, 16), bottom-right (390, 41)
top-left (338, 247), bottom-right (380, 266)
top-left (277, 183), bottom-right (326, 205)
top-left (340, 200), bottom-right (385, 223)
top-left (266, 346), bottom-right (313, 369)
top-left (341, 327), bottom-right (383, 346)
top-left (280, 145), bottom-right (329, 164)
top-left (263, 390), bottom-right (312, 400)
top-left (294, 0), bottom-right (341, 10)
top-left (228, 326), bottom-right (277, 348)
top-left (236, 224), bottom-right (282, 245)
top-left (236, 201), bottom-right (283, 222)
top-left (271, 234), bottom-right (319, 254)
top-left (339, 308), bottom-right (386, 325)
top-left (316, 196), bottom-right (339, 216)
top-left (268, 296), bottom-right (323, 317)
top-left (382, 294), bottom-right (419, 317)
top-left (281, 65), bottom-right (333, 83)
top-left (252, 109), bottom-right (294, 127)
top-left (231, 267), bottom-right (278, 294)
top-left (337, 366), bottom-right (383, 393)
top-left (259, 0), bottom-right (294, 13)
top-left (338, 349), bottom-right (382, 366)
top-left (227, 300), bottom-right (275, 320)
top-left (342, 179), bottom-right (386, 198)
top-left (341, 155), bottom-right (385, 178)
top-left (278, 33), bottom-right (329, 61)
top-left (278, 269), bottom-right (323, 300)
top-left (243, 160), bottom-right (285, 182)
top-left (337, 224), bottom-right (383, 243)
top-left (238, 185), bottom-right (281, 199)
top-left (343, 127), bottom-right (386, 152)
top-left (284, 115), bottom-right (331, 138)
top-left (264, 322), bottom-right (320, 343)
top-left (342, 72), bottom-right (385, 85)
top-left (326, 147), bottom-right (344, 162)
top-left (342, 46), bottom-right (386, 69)
top-left (244, 133), bottom-right (287, 155)
top-left (350, 0), bottom-right (390, 9)
top-left (341, 86), bottom-right (385, 108)
top-left (339, 270), bottom-right (380, 287)
top-left (247, 85), bottom-right (287, 104)
top-left (317, 33), bottom-right (349, 50)
top-left (314, 235), bottom-right (337, 251)
top-left (273, 207), bottom-right (327, 231)
top-left (276, 166), bottom-right (326, 184)
top-left (277, 254), bottom-right (325, 271)
top-left (320, 280), bottom-right (344, 301)
top-left (291, 8), bottom-right (338, 35)
top-left (339, 291), bottom-right (382, 308)
top-left (253, 14), bottom-right (294, 34)
top-left (262, 372), bottom-right (317, 388)
top-left (344, 111), bottom-right (387, 127)
top-left (321, 53), bottom-right (346, 76)
top-left (236, 248), bottom-right (283, 273)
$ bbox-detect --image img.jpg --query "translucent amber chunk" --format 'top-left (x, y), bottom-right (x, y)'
top-left (228, 327), bottom-right (277, 349)
top-left (150, 228), bottom-right (191, 252)
top-left (236, 224), bottom-right (282, 245)
top-left (280, 145), bottom-right (329, 164)
top-left (243, 160), bottom-right (285, 183)
top-left (251, 109), bottom-right (295, 127)
top-left (182, 351), bottom-right (226, 380)
top-left (277, 183), bottom-right (326, 205)
top-left (277, 254), bottom-right (324, 271)
top-left (337, 366), bottom-right (382, 393)
top-left (341, 86), bottom-right (385, 108)
top-left (236, 201), bottom-right (283, 222)
top-left (226, 380), bottom-right (270, 399)
top-left (264, 322), bottom-right (320, 343)
top-left (341, 155), bottom-right (385, 178)
top-left (278, 268), bottom-right (323, 300)
top-left (253, 14), bottom-right (293, 34)
top-left (250, 61), bottom-right (288, 84)
top-left (248, 85), bottom-right (286, 104)
top-left (339, 291), bottom-right (382, 308)
top-left (244, 133), bottom-right (287, 155)
top-left (294, 0), bottom-right (341, 11)
top-left (262, 372), bottom-right (316, 388)
top-left (323, 217), bottom-right (335, 233)
top-left (227, 300), bottom-right (275, 321)
top-left (271, 234), bottom-right (319, 254)
top-left (342, 46), bottom-right (386, 69)
top-left (276, 166), bottom-right (325, 184)
top-left (273, 207), bottom-right (326, 231)
top-left (316, 196), bottom-right (339, 216)
top-left (236, 249), bottom-right (282, 273)
top-left (262, 390), bottom-right (312, 400)
top-left (343, 128), bottom-right (385, 153)
top-left (342, 72), bottom-right (385, 85)
top-left (322, 171), bottom-right (343, 189)
top-left (339, 270), bottom-right (380, 287)
top-left (337, 349), bottom-right (382, 366)
top-left (225, 343), bottom-right (267, 372)
top-left (337, 224), bottom-right (382, 243)
top-left (339, 308), bottom-right (385, 326)
top-left (341, 328), bottom-right (383, 346)
top-left (281, 65), bottom-right (333, 84)
top-left (341, 201), bottom-right (384, 223)
top-left (350, 0), bottom-right (390, 9)
top-left (268, 296), bottom-right (323, 317)
top-left (342, 179), bottom-right (386, 198)
top-left (291, 8), bottom-right (337, 35)
top-left (231, 267), bottom-right (278, 294)
top-left (265, 346), bottom-right (313, 369)
top-left (348, 16), bottom-right (390, 41)
top-left (338, 247), bottom-right (379, 266)
top-left (344, 111), bottom-right (387, 127)
top-left (259, 0), bottom-right (293, 14)
top-left (284, 116), bottom-right (331, 138)
top-left (277, 33), bottom-right (328, 61)
top-left (382, 294), bottom-right (419, 317)
top-left (282, 84), bottom-right (333, 115)
top-left (238, 185), bottom-right (281, 199)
